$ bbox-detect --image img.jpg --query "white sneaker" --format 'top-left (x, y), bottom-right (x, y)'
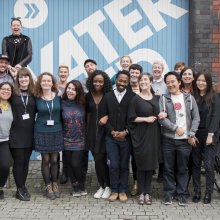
top-left (101, 187), bottom-right (111, 199)
top-left (94, 187), bottom-right (104, 199)
top-left (80, 190), bottom-right (87, 196)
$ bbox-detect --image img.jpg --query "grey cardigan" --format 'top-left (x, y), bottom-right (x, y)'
top-left (158, 92), bottom-right (200, 139)
top-left (0, 105), bottom-right (13, 140)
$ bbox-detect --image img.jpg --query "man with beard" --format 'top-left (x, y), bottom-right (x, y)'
top-left (0, 54), bottom-right (14, 85)
top-left (102, 70), bottom-right (135, 203)
top-left (81, 59), bottom-right (97, 93)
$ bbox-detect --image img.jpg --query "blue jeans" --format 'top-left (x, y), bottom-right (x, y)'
top-left (105, 136), bottom-right (131, 193)
top-left (163, 137), bottom-right (192, 199)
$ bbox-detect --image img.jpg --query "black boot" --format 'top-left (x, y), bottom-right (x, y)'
top-left (60, 169), bottom-right (68, 184)
top-left (16, 188), bottom-right (30, 201)
top-left (0, 188), bottom-right (4, 200)
top-left (22, 186), bottom-right (31, 200)
top-left (192, 192), bottom-right (201, 203)
top-left (203, 193), bottom-right (211, 204)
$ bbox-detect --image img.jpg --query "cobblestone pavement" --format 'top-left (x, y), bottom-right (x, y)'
top-left (0, 161), bottom-right (220, 220)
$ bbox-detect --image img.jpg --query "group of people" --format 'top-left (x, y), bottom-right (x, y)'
top-left (0, 17), bottom-right (220, 207)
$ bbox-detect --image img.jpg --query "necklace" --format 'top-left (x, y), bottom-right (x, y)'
top-left (0, 101), bottom-right (10, 111)
top-left (42, 92), bottom-right (53, 101)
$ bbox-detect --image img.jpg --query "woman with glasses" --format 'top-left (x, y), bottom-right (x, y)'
top-left (0, 82), bottom-right (13, 199)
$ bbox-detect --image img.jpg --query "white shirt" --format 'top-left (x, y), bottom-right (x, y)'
top-left (152, 77), bottom-right (167, 95)
top-left (114, 89), bottom-right (126, 103)
top-left (171, 93), bottom-right (188, 139)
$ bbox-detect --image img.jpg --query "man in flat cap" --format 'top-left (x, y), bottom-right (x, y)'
top-left (0, 54), bottom-right (15, 85)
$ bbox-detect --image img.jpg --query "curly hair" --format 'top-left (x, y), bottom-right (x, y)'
top-left (14, 68), bottom-right (35, 96)
top-left (62, 80), bottom-right (85, 106)
top-left (34, 72), bottom-right (58, 97)
top-left (86, 70), bottom-right (112, 94)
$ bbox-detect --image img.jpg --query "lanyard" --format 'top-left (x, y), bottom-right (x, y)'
top-left (20, 94), bottom-right (29, 114)
top-left (45, 99), bottom-right (53, 120)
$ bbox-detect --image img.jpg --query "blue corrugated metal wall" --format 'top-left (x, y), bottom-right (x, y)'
top-left (0, 0), bottom-right (189, 159)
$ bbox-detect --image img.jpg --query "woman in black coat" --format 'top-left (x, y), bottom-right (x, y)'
top-left (192, 71), bottom-right (220, 204)
top-left (2, 18), bottom-right (32, 75)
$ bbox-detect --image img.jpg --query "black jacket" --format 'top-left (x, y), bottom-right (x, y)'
top-left (2, 34), bottom-right (32, 67)
top-left (103, 89), bottom-right (135, 136)
top-left (206, 93), bottom-right (220, 134)
top-left (197, 92), bottom-right (220, 144)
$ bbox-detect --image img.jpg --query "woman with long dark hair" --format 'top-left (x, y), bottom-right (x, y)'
top-left (34, 72), bottom-right (63, 200)
top-left (86, 70), bottom-right (112, 199)
top-left (62, 80), bottom-right (87, 196)
top-left (192, 71), bottom-right (220, 204)
top-left (0, 82), bottom-right (13, 199)
top-left (9, 68), bottom-right (35, 201)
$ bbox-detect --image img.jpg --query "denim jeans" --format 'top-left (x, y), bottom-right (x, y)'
top-left (105, 136), bottom-right (131, 193)
top-left (163, 137), bottom-right (192, 199)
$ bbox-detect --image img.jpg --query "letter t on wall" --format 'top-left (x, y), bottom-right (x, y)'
top-left (104, 0), bottom-right (153, 49)
top-left (74, 10), bottom-right (118, 63)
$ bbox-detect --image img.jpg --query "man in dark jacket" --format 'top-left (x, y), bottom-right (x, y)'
top-left (102, 70), bottom-right (135, 203)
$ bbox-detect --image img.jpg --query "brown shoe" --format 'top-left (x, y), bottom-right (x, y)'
top-left (119, 192), bottom-right (128, 202)
top-left (108, 192), bottom-right (118, 202)
top-left (130, 180), bottom-right (138, 196)
top-left (52, 182), bottom-right (60, 198)
top-left (45, 184), bottom-right (55, 200)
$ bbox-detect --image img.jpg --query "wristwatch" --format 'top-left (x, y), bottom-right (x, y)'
top-left (208, 133), bottom-right (214, 136)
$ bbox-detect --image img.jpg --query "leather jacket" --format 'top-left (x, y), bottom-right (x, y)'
top-left (2, 34), bottom-right (32, 67)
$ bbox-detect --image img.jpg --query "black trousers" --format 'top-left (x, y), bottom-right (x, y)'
top-left (92, 151), bottom-right (110, 188)
top-left (192, 129), bottom-right (216, 194)
top-left (0, 141), bottom-right (11, 187)
top-left (10, 148), bottom-right (32, 188)
top-left (163, 137), bottom-right (191, 198)
top-left (137, 170), bottom-right (153, 195)
top-left (64, 150), bottom-right (85, 188)
top-left (131, 145), bottom-right (137, 181)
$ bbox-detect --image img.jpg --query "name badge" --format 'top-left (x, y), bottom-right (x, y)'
top-left (22, 113), bottom-right (30, 120)
top-left (47, 120), bottom-right (54, 126)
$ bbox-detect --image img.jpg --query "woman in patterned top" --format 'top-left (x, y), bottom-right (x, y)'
top-left (62, 80), bottom-right (87, 197)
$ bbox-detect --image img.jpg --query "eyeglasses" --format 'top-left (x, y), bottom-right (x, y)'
top-left (0, 88), bottom-right (12, 92)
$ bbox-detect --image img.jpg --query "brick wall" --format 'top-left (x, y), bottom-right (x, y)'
top-left (212, 0), bottom-right (220, 91)
top-left (189, 0), bottom-right (220, 91)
